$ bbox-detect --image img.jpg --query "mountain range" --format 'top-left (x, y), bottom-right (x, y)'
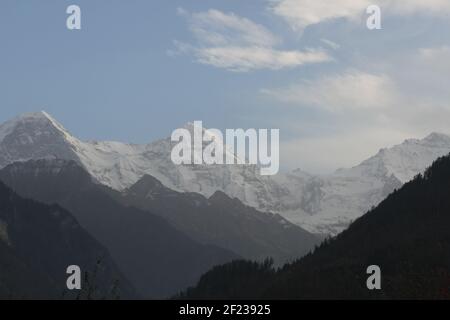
top-left (1, 111), bottom-right (450, 235)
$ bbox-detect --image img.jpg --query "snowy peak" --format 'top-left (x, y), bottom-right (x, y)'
top-left (269, 132), bottom-right (450, 235)
top-left (178, 121), bottom-right (247, 165)
top-left (12, 110), bottom-right (52, 122)
top-left (0, 111), bottom-right (82, 169)
top-left (0, 111), bottom-right (47, 142)
top-left (356, 132), bottom-right (450, 183)
top-left (423, 132), bottom-right (450, 145)
top-left (4, 111), bottom-right (58, 128)
top-left (180, 121), bottom-right (230, 147)
top-left (40, 111), bottom-right (77, 141)
top-left (0, 111), bottom-right (76, 143)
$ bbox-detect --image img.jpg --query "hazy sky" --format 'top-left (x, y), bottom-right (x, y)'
top-left (1, 0), bottom-right (450, 173)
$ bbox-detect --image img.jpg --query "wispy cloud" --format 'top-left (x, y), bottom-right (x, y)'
top-left (270, 0), bottom-right (450, 32)
top-left (262, 70), bottom-right (398, 112)
top-left (178, 8), bottom-right (279, 48)
top-left (172, 8), bottom-right (332, 72)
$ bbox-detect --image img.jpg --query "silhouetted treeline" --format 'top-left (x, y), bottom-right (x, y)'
top-left (177, 258), bottom-right (276, 299)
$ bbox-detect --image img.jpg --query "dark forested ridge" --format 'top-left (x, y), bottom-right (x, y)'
top-left (0, 160), bottom-right (238, 298)
top-left (180, 154), bottom-right (450, 299)
top-left (0, 181), bottom-right (136, 299)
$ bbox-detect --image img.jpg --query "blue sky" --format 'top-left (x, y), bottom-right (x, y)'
top-left (1, 0), bottom-right (450, 173)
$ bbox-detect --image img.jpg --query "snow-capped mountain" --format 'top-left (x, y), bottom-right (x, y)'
top-left (269, 133), bottom-right (450, 234)
top-left (1, 111), bottom-right (450, 235)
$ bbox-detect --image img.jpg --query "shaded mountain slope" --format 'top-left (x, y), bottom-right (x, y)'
top-left (0, 160), bottom-right (238, 298)
top-left (0, 181), bottom-right (135, 299)
top-left (118, 175), bottom-right (320, 264)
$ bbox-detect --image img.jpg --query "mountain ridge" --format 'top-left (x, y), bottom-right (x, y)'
top-left (1, 112), bottom-right (450, 235)
top-left (120, 173), bottom-right (320, 264)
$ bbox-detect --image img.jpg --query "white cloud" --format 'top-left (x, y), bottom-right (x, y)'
top-left (271, 0), bottom-right (450, 31)
top-left (271, 0), bottom-right (368, 32)
top-left (173, 8), bottom-right (332, 72)
top-left (183, 9), bottom-right (280, 47)
top-left (262, 70), bottom-right (398, 111)
top-left (194, 46), bottom-right (331, 72)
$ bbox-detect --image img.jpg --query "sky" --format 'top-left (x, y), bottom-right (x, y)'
top-left (1, 0), bottom-right (450, 173)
